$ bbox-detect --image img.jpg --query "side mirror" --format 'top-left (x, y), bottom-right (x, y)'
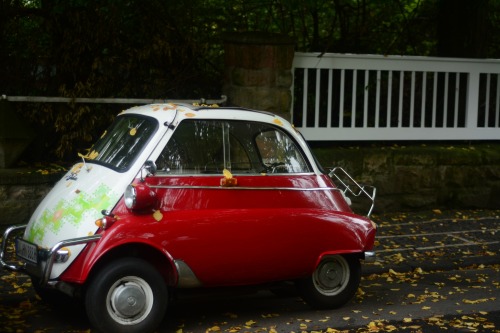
top-left (140, 160), bottom-right (157, 181)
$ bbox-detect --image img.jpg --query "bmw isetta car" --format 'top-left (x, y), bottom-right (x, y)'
top-left (1, 103), bottom-right (376, 333)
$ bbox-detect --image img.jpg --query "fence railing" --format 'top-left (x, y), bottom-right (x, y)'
top-left (1, 95), bottom-right (227, 105)
top-left (291, 53), bottom-right (500, 141)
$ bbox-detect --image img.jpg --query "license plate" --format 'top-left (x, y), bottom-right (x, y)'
top-left (15, 238), bottom-right (38, 264)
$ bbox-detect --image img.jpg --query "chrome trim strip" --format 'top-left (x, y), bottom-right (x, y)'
top-left (174, 259), bottom-right (202, 288)
top-left (153, 172), bottom-right (317, 177)
top-left (150, 185), bottom-right (342, 192)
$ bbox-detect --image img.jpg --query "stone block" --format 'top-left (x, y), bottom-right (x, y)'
top-left (0, 185), bottom-right (7, 201)
top-left (441, 165), bottom-right (487, 188)
top-left (481, 146), bottom-right (500, 164)
top-left (276, 70), bottom-right (293, 88)
top-left (489, 181), bottom-right (500, 207)
top-left (370, 173), bottom-right (396, 198)
top-left (399, 191), bottom-right (439, 209)
top-left (223, 32), bottom-right (294, 70)
top-left (437, 146), bottom-right (483, 166)
top-left (313, 147), bottom-right (364, 176)
top-left (393, 149), bottom-right (437, 166)
top-left (363, 152), bottom-right (391, 174)
top-left (231, 68), bottom-right (275, 87)
top-left (452, 187), bottom-right (492, 209)
top-left (396, 165), bottom-right (439, 192)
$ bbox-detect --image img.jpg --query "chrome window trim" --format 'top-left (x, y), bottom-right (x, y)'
top-left (149, 185), bottom-right (341, 192)
top-left (152, 172), bottom-right (318, 177)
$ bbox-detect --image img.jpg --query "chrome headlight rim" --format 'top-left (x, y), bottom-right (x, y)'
top-left (124, 184), bottom-right (137, 209)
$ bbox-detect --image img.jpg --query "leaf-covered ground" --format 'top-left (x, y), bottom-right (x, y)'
top-left (1, 209), bottom-right (499, 333)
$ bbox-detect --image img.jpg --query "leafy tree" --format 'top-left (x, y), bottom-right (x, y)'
top-left (0, 0), bottom-right (498, 161)
top-left (437, 0), bottom-right (490, 58)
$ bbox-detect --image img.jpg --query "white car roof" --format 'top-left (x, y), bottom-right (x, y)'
top-left (120, 103), bottom-right (321, 174)
top-left (121, 103), bottom-right (296, 133)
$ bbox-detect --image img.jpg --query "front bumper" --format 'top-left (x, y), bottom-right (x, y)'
top-left (1, 224), bottom-right (101, 287)
top-left (364, 251), bottom-right (376, 262)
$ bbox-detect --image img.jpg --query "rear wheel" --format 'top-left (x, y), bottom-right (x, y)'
top-left (85, 258), bottom-right (168, 333)
top-left (297, 255), bottom-right (360, 309)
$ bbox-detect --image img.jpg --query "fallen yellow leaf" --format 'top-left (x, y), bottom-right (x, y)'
top-left (153, 210), bottom-right (163, 222)
top-left (223, 168), bottom-right (233, 179)
top-left (245, 320), bottom-right (256, 326)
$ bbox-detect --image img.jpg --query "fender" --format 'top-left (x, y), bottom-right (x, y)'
top-left (311, 212), bottom-right (376, 272)
top-left (59, 214), bottom-right (178, 285)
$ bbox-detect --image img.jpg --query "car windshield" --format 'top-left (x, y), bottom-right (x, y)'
top-left (86, 115), bottom-right (158, 171)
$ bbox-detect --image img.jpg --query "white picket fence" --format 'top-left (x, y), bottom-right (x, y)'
top-left (291, 53), bottom-right (500, 141)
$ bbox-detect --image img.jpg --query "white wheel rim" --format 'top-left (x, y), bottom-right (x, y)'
top-left (106, 276), bottom-right (154, 325)
top-left (312, 256), bottom-right (350, 296)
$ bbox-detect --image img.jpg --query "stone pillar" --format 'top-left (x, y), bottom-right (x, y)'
top-left (223, 32), bottom-right (295, 119)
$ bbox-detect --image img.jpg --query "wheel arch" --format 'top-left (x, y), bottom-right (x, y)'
top-left (85, 242), bottom-right (178, 289)
top-left (315, 250), bottom-right (363, 270)
top-left (297, 251), bottom-right (362, 309)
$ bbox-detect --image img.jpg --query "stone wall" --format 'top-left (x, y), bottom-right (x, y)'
top-left (313, 143), bottom-right (500, 213)
top-left (0, 169), bottom-right (61, 226)
top-left (1, 143), bottom-right (498, 227)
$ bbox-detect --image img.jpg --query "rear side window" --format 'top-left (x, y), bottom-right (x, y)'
top-left (155, 119), bottom-right (310, 175)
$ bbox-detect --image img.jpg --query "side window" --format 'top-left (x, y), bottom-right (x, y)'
top-left (155, 119), bottom-right (310, 175)
top-left (156, 120), bottom-right (225, 174)
top-left (255, 129), bottom-right (310, 173)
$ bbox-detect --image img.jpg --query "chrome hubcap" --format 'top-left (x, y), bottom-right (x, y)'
top-left (313, 256), bottom-right (350, 296)
top-left (319, 262), bottom-right (343, 288)
top-left (111, 282), bottom-right (146, 317)
top-left (106, 276), bottom-right (154, 324)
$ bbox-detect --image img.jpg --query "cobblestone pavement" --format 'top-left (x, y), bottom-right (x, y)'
top-left (365, 209), bottom-right (500, 274)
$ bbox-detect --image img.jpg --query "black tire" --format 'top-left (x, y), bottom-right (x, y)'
top-left (31, 277), bottom-right (74, 307)
top-left (296, 254), bottom-right (361, 309)
top-left (85, 257), bottom-right (168, 333)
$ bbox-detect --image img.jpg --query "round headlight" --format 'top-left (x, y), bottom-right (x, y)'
top-left (124, 184), bottom-right (137, 209)
top-left (124, 183), bottom-right (157, 211)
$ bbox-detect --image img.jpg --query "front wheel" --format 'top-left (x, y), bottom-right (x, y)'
top-left (85, 258), bottom-right (168, 333)
top-left (296, 254), bottom-right (361, 309)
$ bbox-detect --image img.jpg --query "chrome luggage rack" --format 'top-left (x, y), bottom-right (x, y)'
top-left (328, 167), bottom-right (376, 217)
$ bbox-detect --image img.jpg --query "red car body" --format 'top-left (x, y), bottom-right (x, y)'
top-left (1, 103), bottom-right (376, 333)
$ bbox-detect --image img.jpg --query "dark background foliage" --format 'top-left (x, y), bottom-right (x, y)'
top-left (1, 0), bottom-right (499, 161)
